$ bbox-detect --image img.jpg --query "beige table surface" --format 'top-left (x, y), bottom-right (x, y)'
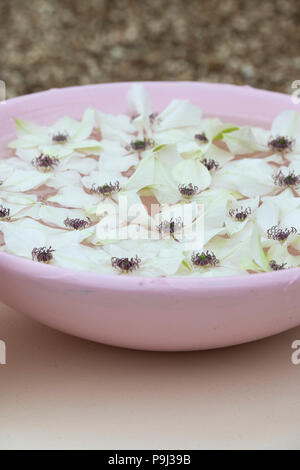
top-left (0, 301), bottom-right (300, 450)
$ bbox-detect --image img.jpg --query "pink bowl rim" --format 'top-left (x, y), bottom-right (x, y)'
top-left (1, 80), bottom-right (300, 291)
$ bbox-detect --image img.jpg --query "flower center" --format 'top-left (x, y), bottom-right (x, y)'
top-left (157, 217), bottom-right (184, 236)
top-left (32, 246), bottom-right (55, 263)
top-left (273, 170), bottom-right (300, 188)
top-left (267, 225), bottom-right (297, 241)
top-left (52, 132), bottom-right (68, 143)
top-left (195, 133), bottom-right (209, 144)
top-left (90, 181), bottom-right (120, 197)
top-left (178, 183), bottom-right (200, 197)
top-left (111, 256), bottom-right (141, 273)
top-left (129, 138), bottom-right (155, 151)
top-left (269, 260), bottom-right (287, 271)
top-left (64, 217), bottom-right (90, 230)
top-left (229, 206), bottom-right (252, 222)
top-left (202, 158), bottom-right (219, 171)
top-left (32, 154), bottom-right (59, 172)
top-left (149, 113), bottom-right (160, 125)
top-left (191, 250), bottom-right (219, 267)
top-left (0, 204), bottom-right (10, 219)
top-left (268, 136), bottom-right (295, 153)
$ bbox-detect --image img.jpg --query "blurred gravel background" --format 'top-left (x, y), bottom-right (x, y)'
top-left (1, 0), bottom-right (300, 98)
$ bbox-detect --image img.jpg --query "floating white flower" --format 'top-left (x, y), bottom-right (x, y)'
top-left (8, 109), bottom-right (101, 157)
top-left (25, 203), bottom-right (94, 230)
top-left (103, 239), bottom-right (185, 277)
top-left (125, 144), bottom-right (211, 204)
top-left (17, 148), bottom-right (98, 175)
top-left (224, 111), bottom-right (300, 161)
top-left (0, 157), bottom-right (50, 192)
top-left (225, 196), bottom-right (260, 236)
top-left (179, 117), bottom-right (236, 162)
top-left (0, 218), bottom-right (92, 263)
top-left (256, 189), bottom-right (300, 251)
top-left (127, 84), bottom-right (203, 145)
top-left (187, 222), bottom-right (269, 276)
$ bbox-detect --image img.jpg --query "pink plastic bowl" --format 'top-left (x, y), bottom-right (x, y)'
top-left (1, 81), bottom-right (300, 351)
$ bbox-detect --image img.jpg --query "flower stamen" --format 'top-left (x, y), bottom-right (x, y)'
top-left (90, 181), bottom-right (120, 197)
top-left (191, 250), bottom-right (219, 267)
top-left (52, 132), bottom-right (69, 143)
top-left (0, 205), bottom-right (10, 219)
top-left (195, 133), bottom-right (209, 144)
top-left (273, 170), bottom-right (300, 188)
top-left (64, 217), bottom-right (90, 230)
top-left (202, 158), bottom-right (219, 171)
top-left (32, 154), bottom-right (59, 172)
top-left (178, 183), bottom-right (200, 198)
top-left (268, 135), bottom-right (295, 154)
top-left (229, 206), bottom-right (252, 222)
top-left (32, 246), bottom-right (55, 263)
top-left (269, 260), bottom-right (287, 271)
top-left (267, 225), bottom-right (297, 241)
top-left (149, 113), bottom-right (160, 125)
top-left (129, 138), bottom-right (155, 152)
top-left (111, 255), bottom-right (141, 273)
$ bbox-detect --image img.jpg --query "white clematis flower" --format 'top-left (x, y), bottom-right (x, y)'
top-left (125, 145), bottom-right (211, 204)
top-left (224, 196), bottom-right (260, 236)
top-left (16, 148), bottom-right (98, 175)
top-left (224, 111), bottom-right (300, 161)
top-left (8, 109), bottom-right (101, 157)
top-left (255, 189), bottom-right (300, 254)
top-left (103, 238), bottom-right (185, 277)
top-left (127, 83), bottom-right (203, 145)
top-left (24, 203), bottom-right (95, 230)
top-left (0, 157), bottom-right (50, 192)
top-left (271, 160), bottom-right (300, 195)
top-left (178, 117), bottom-right (236, 162)
top-left (186, 222), bottom-right (269, 277)
top-left (0, 218), bottom-right (92, 263)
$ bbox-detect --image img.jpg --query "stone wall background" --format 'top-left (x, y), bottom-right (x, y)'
top-left (1, 0), bottom-right (299, 98)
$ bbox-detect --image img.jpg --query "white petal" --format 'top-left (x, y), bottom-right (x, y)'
top-left (224, 127), bottom-right (266, 154)
top-left (48, 186), bottom-right (100, 209)
top-left (157, 100), bottom-right (202, 131)
top-left (127, 83), bottom-right (152, 117)
top-left (271, 110), bottom-right (300, 138)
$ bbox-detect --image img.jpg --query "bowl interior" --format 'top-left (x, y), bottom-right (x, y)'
top-left (0, 81), bottom-right (299, 287)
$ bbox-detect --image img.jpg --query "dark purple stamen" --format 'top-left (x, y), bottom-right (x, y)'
top-left (202, 158), bottom-right (219, 171)
top-left (191, 250), bottom-right (219, 267)
top-left (129, 138), bottom-right (155, 151)
top-left (32, 154), bottom-right (59, 171)
top-left (90, 181), bottom-right (120, 196)
top-left (111, 255), bottom-right (141, 273)
top-left (178, 183), bottom-right (200, 197)
top-left (269, 260), bottom-right (287, 271)
top-left (267, 225), bottom-right (297, 241)
top-left (149, 113), bottom-right (160, 124)
top-left (32, 246), bottom-right (55, 263)
top-left (64, 217), bottom-right (90, 230)
top-left (273, 170), bottom-right (300, 188)
top-left (157, 217), bottom-right (184, 236)
top-left (268, 135), bottom-right (295, 153)
top-left (195, 133), bottom-right (209, 144)
top-left (52, 132), bottom-right (68, 143)
top-left (229, 207), bottom-right (252, 222)
top-left (0, 205), bottom-right (10, 219)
